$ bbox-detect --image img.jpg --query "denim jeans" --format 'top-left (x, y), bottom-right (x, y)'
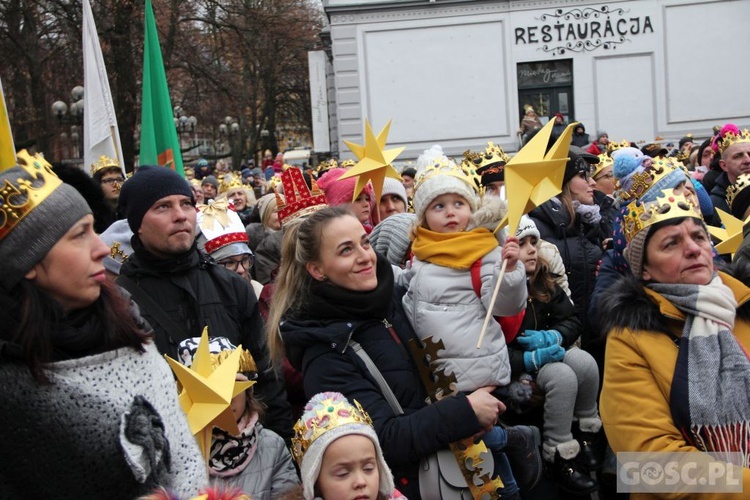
top-left (482, 426), bottom-right (520, 496)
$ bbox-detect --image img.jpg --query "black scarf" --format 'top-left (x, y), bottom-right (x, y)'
top-left (128, 236), bottom-right (202, 276)
top-left (294, 252), bottom-right (394, 321)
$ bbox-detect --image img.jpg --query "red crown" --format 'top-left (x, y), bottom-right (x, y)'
top-left (277, 167), bottom-right (328, 225)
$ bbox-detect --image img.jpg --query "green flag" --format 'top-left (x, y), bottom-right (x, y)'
top-left (140, 0), bottom-right (183, 176)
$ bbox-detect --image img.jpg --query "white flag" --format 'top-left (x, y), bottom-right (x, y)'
top-left (83, 0), bottom-right (124, 176)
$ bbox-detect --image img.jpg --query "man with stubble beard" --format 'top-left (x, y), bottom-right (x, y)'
top-left (116, 165), bottom-right (293, 441)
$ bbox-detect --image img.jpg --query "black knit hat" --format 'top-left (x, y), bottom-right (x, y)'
top-left (563, 147), bottom-right (599, 185)
top-left (118, 165), bottom-right (193, 233)
top-left (401, 167), bottom-right (417, 180)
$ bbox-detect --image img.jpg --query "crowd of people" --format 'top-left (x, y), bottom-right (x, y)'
top-left (1, 119), bottom-right (750, 500)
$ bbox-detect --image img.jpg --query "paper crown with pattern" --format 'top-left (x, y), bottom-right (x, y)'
top-left (463, 142), bottom-right (511, 171)
top-left (592, 153), bottom-right (613, 178)
top-left (196, 200), bottom-right (249, 255)
top-left (727, 173), bottom-right (750, 213)
top-left (622, 190), bottom-right (702, 243)
top-left (415, 155), bottom-right (483, 197)
top-left (90, 155), bottom-right (122, 176)
top-left (314, 158), bottom-right (338, 178)
top-left (616, 161), bottom-right (682, 203)
top-left (606, 140), bottom-right (632, 156)
top-left (218, 174), bottom-right (244, 194)
top-left (276, 167), bottom-right (327, 225)
top-left (290, 393), bottom-right (374, 466)
top-left (0, 150), bottom-right (62, 241)
top-left (716, 125), bottom-right (750, 154)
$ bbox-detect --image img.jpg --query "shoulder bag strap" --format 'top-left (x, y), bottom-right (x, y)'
top-left (348, 339), bottom-right (404, 416)
top-left (117, 275), bottom-right (184, 348)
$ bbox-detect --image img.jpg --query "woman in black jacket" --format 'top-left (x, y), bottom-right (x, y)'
top-left (266, 206), bottom-right (512, 499)
top-left (529, 152), bottom-right (608, 349)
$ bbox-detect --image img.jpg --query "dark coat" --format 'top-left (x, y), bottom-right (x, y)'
top-left (709, 171), bottom-right (730, 213)
top-left (281, 285), bottom-right (482, 500)
top-left (530, 200), bottom-right (605, 348)
top-left (119, 245), bottom-right (293, 441)
top-left (508, 283), bottom-right (582, 376)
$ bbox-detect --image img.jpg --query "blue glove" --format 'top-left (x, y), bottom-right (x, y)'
top-left (516, 330), bottom-right (563, 351)
top-left (523, 345), bottom-right (565, 372)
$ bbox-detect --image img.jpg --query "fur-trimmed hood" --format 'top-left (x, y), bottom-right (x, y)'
top-left (469, 195), bottom-right (508, 243)
top-left (597, 262), bottom-right (750, 338)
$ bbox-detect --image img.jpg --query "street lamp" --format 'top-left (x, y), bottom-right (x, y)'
top-left (51, 86), bottom-right (85, 161)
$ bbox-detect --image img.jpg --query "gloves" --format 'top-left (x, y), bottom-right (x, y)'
top-left (523, 345), bottom-right (565, 372)
top-left (516, 330), bottom-right (563, 351)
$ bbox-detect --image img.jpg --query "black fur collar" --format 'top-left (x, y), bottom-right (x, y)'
top-left (597, 261), bottom-right (750, 337)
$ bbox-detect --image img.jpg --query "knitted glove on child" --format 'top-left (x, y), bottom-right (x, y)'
top-left (516, 330), bottom-right (563, 351)
top-left (523, 344), bottom-right (565, 372)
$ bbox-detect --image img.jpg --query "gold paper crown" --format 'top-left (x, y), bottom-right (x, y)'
top-left (1, 150), bottom-right (62, 241)
top-left (314, 158), bottom-right (338, 178)
top-left (291, 395), bottom-right (373, 466)
top-left (340, 159), bottom-right (356, 169)
top-left (90, 155), bottom-right (121, 176)
top-left (616, 161), bottom-right (683, 203)
top-left (606, 140), bottom-right (631, 155)
top-left (464, 142), bottom-right (510, 172)
top-left (717, 128), bottom-right (750, 154)
top-left (622, 190), bottom-right (702, 243)
top-left (415, 156), bottom-right (483, 197)
top-left (212, 347), bottom-right (257, 375)
top-left (727, 173), bottom-right (750, 210)
top-left (219, 175), bottom-right (244, 194)
top-left (591, 154), bottom-right (613, 178)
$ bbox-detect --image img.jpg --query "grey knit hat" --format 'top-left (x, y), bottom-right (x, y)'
top-left (118, 165), bottom-right (193, 233)
top-left (623, 228), bottom-right (650, 279)
top-left (0, 153), bottom-right (92, 290)
top-left (370, 212), bottom-right (416, 266)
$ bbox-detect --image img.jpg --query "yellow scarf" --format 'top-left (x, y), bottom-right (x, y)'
top-left (412, 226), bottom-right (499, 270)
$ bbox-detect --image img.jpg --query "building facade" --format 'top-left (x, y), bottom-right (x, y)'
top-left (317, 0), bottom-right (750, 160)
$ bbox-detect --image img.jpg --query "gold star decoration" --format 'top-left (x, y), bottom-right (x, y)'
top-left (164, 328), bottom-right (254, 460)
top-left (497, 120), bottom-right (577, 235)
top-left (707, 209), bottom-right (746, 257)
top-left (341, 119), bottom-right (405, 206)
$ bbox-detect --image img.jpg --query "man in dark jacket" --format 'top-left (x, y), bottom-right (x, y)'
top-left (117, 165), bottom-right (293, 441)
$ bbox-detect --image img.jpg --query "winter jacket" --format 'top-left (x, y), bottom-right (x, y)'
top-left (709, 171), bottom-right (730, 213)
top-left (245, 222), bottom-right (272, 253)
top-left (571, 125), bottom-right (590, 148)
top-left (508, 283), bottom-right (582, 376)
top-left (0, 342), bottom-right (207, 498)
top-left (281, 272), bottom-right (483, 500)
top-left (599, 268), bottom-right (750, 499)
top-left (402, 246), bottom-right (527, 391)
top-left (211, 424), bottom-right (299, 499)
top-left (530, 200), bottom-right (605, 348)
top-left (119, 243), bottom-right (293, 441)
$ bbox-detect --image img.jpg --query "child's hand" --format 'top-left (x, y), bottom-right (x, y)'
top-left (502, 236), bottom-right (520, 269)
top-left (516, 330), bottom-right (563, 350)
top-left (523, 345), bottom-right (565, 372)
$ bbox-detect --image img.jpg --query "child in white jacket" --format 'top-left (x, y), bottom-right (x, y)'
top-left (401, 146), bottom-right (541, 496)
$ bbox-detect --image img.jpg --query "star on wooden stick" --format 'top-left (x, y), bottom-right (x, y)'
top-left (164, 328), bottom-right (254, 459)
top-left (341, 119), bottom-right (404, 204)
top-left (708, 208), bottom-right (746, 257)
top-left (498, 120), bottom-right (576, 235)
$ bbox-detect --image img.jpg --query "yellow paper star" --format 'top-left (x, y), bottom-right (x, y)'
top-left (164, 328), bottom-right (254, 459)
top-left (341, 119), bottom-right (405, 205)
top-left (708, 209), bottom-right (745, 257)
top-left (498, 120), bottom-right (577, 235)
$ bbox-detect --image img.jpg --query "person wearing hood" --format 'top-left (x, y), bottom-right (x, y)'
top-left (571, 123), bottom-right (590, 148)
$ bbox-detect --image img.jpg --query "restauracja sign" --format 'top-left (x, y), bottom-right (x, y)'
top-left (514, 5), bottom-right (654, 55)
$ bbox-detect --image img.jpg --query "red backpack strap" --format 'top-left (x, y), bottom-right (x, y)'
top-left (471, 258), bottom-right (524, 343)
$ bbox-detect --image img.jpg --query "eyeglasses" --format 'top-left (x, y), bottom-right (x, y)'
top-left (218, 256), bottom-right (253, 272)
top-left (101, 177), bottom-right (125, 185)
top-left (595, 172), bottom-right (615, 180)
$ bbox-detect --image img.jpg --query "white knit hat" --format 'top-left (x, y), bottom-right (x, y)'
top-left (381, 176), bottom-right (408, 206)
top-left (412, 145), bottom-right (478, 220)
top-left (293, 392), bottom-right (395, 500)
top-left (515, 215), bottom-right (540, 241)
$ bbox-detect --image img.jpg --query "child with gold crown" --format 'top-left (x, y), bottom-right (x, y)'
top-left (401, 145), bottom-right (542, 496)
top-left (290, 392), bottom-right (407, 500)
